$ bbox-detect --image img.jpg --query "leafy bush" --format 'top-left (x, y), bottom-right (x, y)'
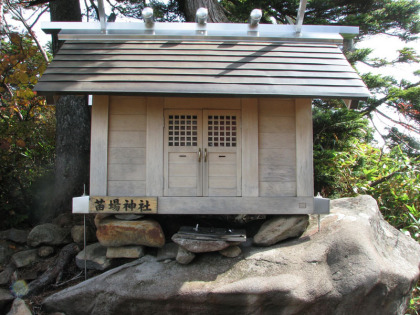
top-left (0, 34), bottom-right (55, 228)
top-left (319, 139), bottom-right (420, 242)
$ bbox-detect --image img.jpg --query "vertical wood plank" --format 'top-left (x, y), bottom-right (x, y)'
top-left (146, 97), bottom-right (164, 196)
top-left (90, 95), bottom-right (109, 196)
top-left (241, 98), bottom-right (259, 196)
top-left (295, 98), bottom-right (314, 197)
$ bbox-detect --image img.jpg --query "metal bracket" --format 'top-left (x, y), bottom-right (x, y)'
top-left (97, 0), bottom-right (106, 34)
top-left (295, 0), bottom-right (308, 34)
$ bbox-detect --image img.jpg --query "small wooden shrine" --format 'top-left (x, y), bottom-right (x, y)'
top-left (35, 5), bottom-right (370, 215)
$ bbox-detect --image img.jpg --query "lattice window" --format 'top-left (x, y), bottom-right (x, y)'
top-left (168, 115), bottom-right (198, 147)
top-left (208, 115), bottom-right (237, 147)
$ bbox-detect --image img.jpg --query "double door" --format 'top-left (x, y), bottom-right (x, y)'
top-left (164, 109), bottom-right (241, 197)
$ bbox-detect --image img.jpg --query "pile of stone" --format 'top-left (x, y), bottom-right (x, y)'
top-left (77, 214), bottom-right (165, 270)
top-left (167, 226), bottom-right (246, 264)
top-left (0, 214), bottom-right (97, 314)
top-left (0, 209), bottom-right (311, 314)
top-left (41, 196), bottom-right (420, 315)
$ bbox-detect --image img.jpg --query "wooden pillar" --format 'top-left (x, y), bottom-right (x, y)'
top-left (146, 97), bottom-right (164, 196)
top-left (295, 98), bottom-right (314, 197)
top-left (90, 95), bottom-right (109, 195)
top-left (241, 98), bottom-right (259, 197)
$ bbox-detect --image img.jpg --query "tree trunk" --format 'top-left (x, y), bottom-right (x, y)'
top-left (49, 0), bottom-right (82, 54)
top-left (26, 243), bottom-right (80, 296)
top-left (52, 96), bottom-right (90, 217)
top-left (46, 0), bottom-right (90, 221)
top-left (178, 0), bottom-right (229, 22)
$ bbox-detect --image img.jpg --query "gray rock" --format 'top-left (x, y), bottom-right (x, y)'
top-left (42, 196), bottom-right (420, 315)
top-left (0, 288), bottom-right (14, 313)
top-left (0, 244), bottom-right (9, 265)
top-left (71, 225), bottom-right (96, 244)
top-left (106, 246), bottom-right (145, 259)
top-left (76, 243), bottom-right (112, 271)
top-left (156, 242), bottom-right (178, 261)
top-left (176, 247), bottom-right (195, 265)
top-left (6, 298), bottom-right (32, 315)
top-left (172, 234), bottom-right (230, 253)
top-left (0, 263), bottom-right (15, 285)
top-left (0, 229), bottom-right (29, 244)
top-left (253, 215), bottom-right (309, 246)
top-left (37, 246), bottom-right (54, 258)
top-left (27, 224), bottom-right (71, 247)
top-left (11, 249), bottom-right (38, 268)
top-left (219, 245), bottom-right (241, 258)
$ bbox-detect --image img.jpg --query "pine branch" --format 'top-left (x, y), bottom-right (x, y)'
top-left (376, 109), bottom-right (420, 134)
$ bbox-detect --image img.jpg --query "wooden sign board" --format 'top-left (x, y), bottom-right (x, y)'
top-left (89, 196), bottom-right (157, 214)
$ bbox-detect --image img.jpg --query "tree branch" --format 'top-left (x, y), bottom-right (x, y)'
top-left (30, 6), bottom-right (49, 28)
top-left (369, 168), bottom-right (407, 187)
top-left (5, 1), bottom-right (49, 63)
top-left (26, 243), bottom-right (80, 296)
top-left (88, 0), bottom-right (100, 20)
top-left (369, 117), bottom-right (387, 145)
top-left (376, 109), bottom-right (420, 134)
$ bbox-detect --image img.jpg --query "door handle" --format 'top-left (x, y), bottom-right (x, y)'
top-left (204, 148), bottom-right (207, 162)
top-left (198, 148), bottom-right (201, 162)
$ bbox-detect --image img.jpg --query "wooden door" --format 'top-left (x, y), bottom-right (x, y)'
top-left (164, 109), bottom-right (241, 197)
top-left (203, 110), bottom-right (241, 196)
top-left (164, 110), bottom-right (202, 196)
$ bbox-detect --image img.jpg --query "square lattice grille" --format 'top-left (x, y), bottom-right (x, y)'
top-left (168, 115), bottom-right (198, 147)
top-left (208, 115), bottom-right (237, 147)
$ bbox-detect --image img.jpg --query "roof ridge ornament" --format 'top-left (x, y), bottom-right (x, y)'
top-left (142, 7), bottom-right (154, 28)
top-left (249, 9), bottom-right (262, 27)
top-left (196, 8), bottom-right (209, 25)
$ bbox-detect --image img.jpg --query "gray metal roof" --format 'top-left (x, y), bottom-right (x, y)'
top-left (34, 40), bottom-right (370, 99)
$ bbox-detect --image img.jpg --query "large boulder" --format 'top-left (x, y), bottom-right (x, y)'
top-left (96, 218), bottom-right (165, 248)
top-left (43, 196), bottom-right (420, 315)
top-left (27, 223), bottom-right (71, 247)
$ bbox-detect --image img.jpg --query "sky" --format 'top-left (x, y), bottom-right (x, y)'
top-left (356, 34), bottom-right (420, 144)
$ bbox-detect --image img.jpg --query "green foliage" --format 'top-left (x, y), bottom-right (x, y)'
top-left (319, 139), bottom-right (420, 242)
top-left (0, 33), bottom-right (55, 229)
top-left (312, 105), bottom-right (374, 195)
top-left (218, 0), bottom-right (420, 39)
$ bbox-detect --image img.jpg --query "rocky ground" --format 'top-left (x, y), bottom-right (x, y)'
top-left (1, 195), bottom-right (419, 314)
